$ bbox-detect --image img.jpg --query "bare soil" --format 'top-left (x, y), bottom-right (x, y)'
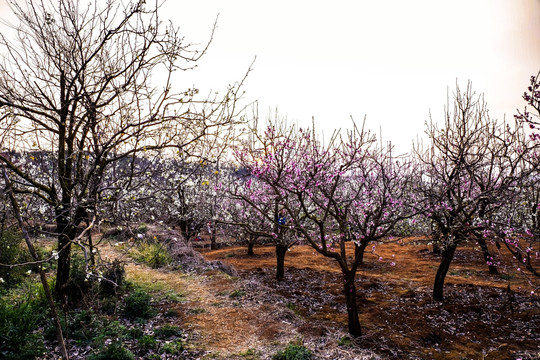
top-left (195, 239), bottom-right (540, 360)
top-left (98, 232), bottom-right (540, 359)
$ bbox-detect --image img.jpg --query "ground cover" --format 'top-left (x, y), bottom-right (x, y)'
top-left (201, 240), bottom-right (540, 360)
top-left (4, 233), bottom-right (538, 359)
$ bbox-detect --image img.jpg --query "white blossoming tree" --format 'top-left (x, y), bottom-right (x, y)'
top-left (0, 0), bottom-right (247, 305)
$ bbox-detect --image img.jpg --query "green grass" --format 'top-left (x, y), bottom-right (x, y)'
top-left (272, 343), bottom-right (313, 360)
top-left (229, 289), bottom-right (246, 298)
top-left (130, 243), bottom-right (173, 269)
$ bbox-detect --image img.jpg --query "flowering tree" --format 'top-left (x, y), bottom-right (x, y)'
top-left (155, 157), bottom-right (231, 249)
top-left (220, 178), bottom-right (274, 256)
top-left (515, 71), bottom-right (540, 139)
top-left (501, 72), bottom-right (540, 284)
top-left (233, 122), bottom-right (302, 280)
top-left (239, 120), bottom-right (417, 336)
top-left (0, 0), bottom-right (247, 302)
top-left (495, 172), bottom-right (540, 284)
top-left (415, 83), bottom-right (535, 301)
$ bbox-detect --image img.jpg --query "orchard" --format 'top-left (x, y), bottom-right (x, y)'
top-left (0, 0), bottom-right (539, 359)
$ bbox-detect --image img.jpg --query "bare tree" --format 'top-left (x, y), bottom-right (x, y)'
top-left (415, 83), bottom-right (534, 301)
top-left (0, 0), bottom-right (248, 303)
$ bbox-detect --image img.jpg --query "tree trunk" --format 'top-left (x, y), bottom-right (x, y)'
top-left (247, 242), bottom-right (255, 256)
top-left (476, 235), bottom-right (498, 274)
top-left (343, 271), bottom-right (362, 336)
top-left (355, 241), bottom-right (368, 265)
top-left (178, 220), bottom-right (189, 242)
top-left (54, 207), bottom-right (72, 305)
top-left (432, 241), bottom-right (441, 255)
top-left (433, 244), bottom-right (457, 301)
top-left (275, 243), bottom-right (287, 280)
top-left (210, 232), bottom-right (217, 250)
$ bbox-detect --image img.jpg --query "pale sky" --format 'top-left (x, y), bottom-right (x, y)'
top-left (1, 0), bottom-right (540, 152)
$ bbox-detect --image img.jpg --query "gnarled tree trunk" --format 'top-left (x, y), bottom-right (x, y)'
top-left (275, 243), bottom-right (287, 280)
top-left (343, 271), bottom-right (362, 336)
top-left (247, 242), bottom-right (255, 256)
top-left (433, 243), bottom-right (457, 301)
top-left (355, 240), bottom-right (369, 265)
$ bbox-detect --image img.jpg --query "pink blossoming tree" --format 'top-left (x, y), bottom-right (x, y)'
top-left (238, 119), bottom-right (417, 336)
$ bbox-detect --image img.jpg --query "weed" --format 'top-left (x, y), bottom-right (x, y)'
top-left (100, 296), bottom-right (119, 315)
top-left (164, 308), bottom-right (179, 317)
top-left (229, 289), bottom-right (246, 298)
top-left (137, 223), bottom-right (149, 234)
top-left (160, 289), bottom-right (185, 303)
top-left (187, 307), bottom-right (206, 315)
top-left (338, 336), bottom-right (352, 347)
top-left (65, 252), bottom-right (97, 306)
top-left (100, 259), bottom-right (126, 296)
top-left (285, 302), bottom-right (301, 315)
top-left (272, 343), bottom-right (312, 360)
top-left (0, 298), bottom-right (46, 359)
top-left (138, 335), bottom-right (157, 352)
top-left (125, 278), bottom-right (166, 293)
top-left (238, 348), bottom-right (260, 359)
top-left (0, 230), bottom-right (31, 287)
top-left (128, 326), bottom-right (144, 339)
top-left (131, 243), bottom-right (172, 269)
top-left (154, 324), bottom-right (182, 339)
top-left (103, 320), bottom-right (128, 339)
top-left (123, 289), bottom-right (154, 320)
top-left (160, 339), bottom-right (184, 355)
top-left (88, 341), bottom-right (135, 360)
top-left (68, 309), bottom-right (103, 344)
top-left (239, 348), bottom-right (257, 355)
top-left (500, 272), bottom-right (515, 281)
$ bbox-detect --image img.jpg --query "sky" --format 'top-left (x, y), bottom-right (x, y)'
top-left (1, 0), bottom-right (539, 152)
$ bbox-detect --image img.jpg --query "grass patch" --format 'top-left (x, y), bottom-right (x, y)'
top-left (130, 243), bottom-right (172, 269)
top-left (88, 341), bottom-right (135, 360)
top-left (154, 324), bottom-right (182, 339)
top-left (272, 342), bottom-right (312, 360)
top-left (123, 289), bottom-right (154, 320)
top-left (500, 272), bottom-right (516, 281)
top-left (237, 348), bottom-right (260, 359)
top-left (229, 289), bottom-right (246, 298)
top-left (159, 289), bottom-right (185, 303)
top-left (187, 307), bottom-right (206, 315)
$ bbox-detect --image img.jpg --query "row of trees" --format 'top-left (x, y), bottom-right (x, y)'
top-left (1, 0), bottom-right (539, 347)
top-left (225, 83), bottom-right (540, 335)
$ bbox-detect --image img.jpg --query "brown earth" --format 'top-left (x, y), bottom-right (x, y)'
top-left (100, 233), bottom-right (540, 359)
top-left (195, 239), bottom-right (540, 360)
